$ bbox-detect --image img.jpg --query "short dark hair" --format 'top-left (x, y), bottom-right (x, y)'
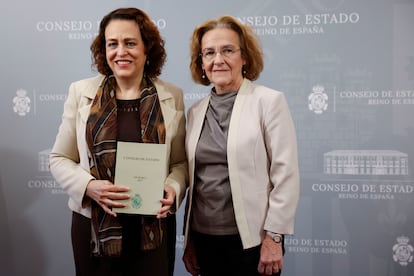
top-left (90, 7), bottom-right (166, 78)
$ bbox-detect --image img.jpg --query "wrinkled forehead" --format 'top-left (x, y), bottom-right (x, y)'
top-left (201, 27), bottom-right (240, 49)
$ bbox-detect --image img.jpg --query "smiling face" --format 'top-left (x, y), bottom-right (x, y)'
top-left (105, 19), bottom-right (147, 82)
top-left (201, 28), bottom-right (245, 94)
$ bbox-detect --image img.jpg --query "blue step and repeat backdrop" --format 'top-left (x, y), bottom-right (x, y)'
top-left (1, 0), bottom-right (413, 275)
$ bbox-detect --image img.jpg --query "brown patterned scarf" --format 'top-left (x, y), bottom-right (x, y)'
top-left (86, 75), bottom-right (166, 256)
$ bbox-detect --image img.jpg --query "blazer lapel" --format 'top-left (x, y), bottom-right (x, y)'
top-left (227, 78), bottom-right (252, 150)
top-left (155, 80), bottom-right (176, 144)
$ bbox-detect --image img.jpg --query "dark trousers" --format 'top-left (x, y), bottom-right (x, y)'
top-left (193, 231), bottom-right (283, 276)
top-left (71, 211), bottom-right (176, 276)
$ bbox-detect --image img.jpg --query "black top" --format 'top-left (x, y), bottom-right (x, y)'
top-left (117, 99), bottom-right (142, 142)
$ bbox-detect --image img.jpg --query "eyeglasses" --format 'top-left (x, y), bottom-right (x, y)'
top-left (200, 47), bottom-right (241, 61)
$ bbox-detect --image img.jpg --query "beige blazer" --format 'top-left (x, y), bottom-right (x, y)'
top-left (184, 79), bottom-right (300, 249)
top-left (50, 75), bottom-right (188, 218)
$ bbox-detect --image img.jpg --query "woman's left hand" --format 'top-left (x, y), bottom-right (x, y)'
top-left (258, 235), bottom-right (283, 275)
top-left (156, 185), bottom-right (176, 218)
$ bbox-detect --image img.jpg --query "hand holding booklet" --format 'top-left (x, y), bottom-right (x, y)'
top-left (113, 142), bottom-right (167, 215)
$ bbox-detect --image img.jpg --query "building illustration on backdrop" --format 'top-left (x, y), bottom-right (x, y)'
top-left (324, 150), bottom-right (408, 175)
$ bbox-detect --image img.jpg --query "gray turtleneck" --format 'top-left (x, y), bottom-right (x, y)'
top-left (191, 89), bottom-right (239, 235)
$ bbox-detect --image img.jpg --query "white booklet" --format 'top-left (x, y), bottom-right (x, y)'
top-left (113, 142), bottom-right (167, 215)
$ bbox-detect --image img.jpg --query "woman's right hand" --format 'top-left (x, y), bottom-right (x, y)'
top-left (85, 179), bottom-right (130, 217)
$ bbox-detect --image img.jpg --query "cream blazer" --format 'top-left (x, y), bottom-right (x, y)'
top-left (184, 79), bottom-right (300, 249)
top-left (50, 75), bottom-right (188, 218)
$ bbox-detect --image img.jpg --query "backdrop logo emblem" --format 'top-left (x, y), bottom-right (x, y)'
top-left (393, 236), bottom-right (413, 266)
top-left (308, 85), bottom-right (328, 114)
top-left (13, 89), bottom-right (31, 116)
